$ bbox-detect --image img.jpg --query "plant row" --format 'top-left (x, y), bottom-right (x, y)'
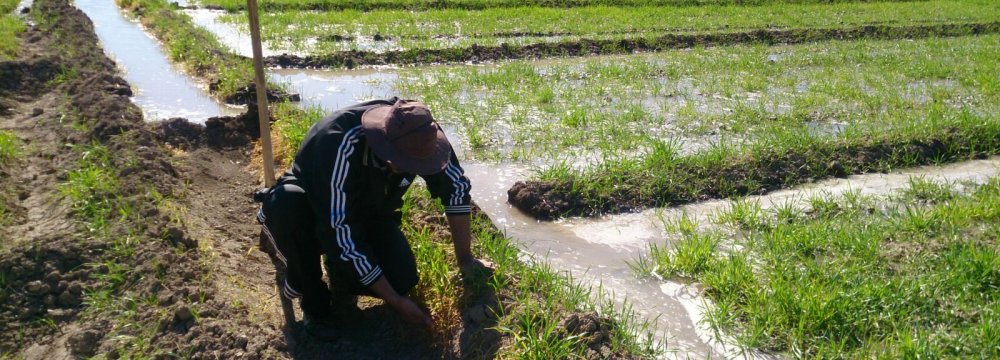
top-left (263, 21), bottom-right (1000, 68)
top-left (231, 0), bottom-right (999, 53)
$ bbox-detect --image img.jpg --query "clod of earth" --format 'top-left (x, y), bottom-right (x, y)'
top-left (221, 82), bottom-right (301, 105)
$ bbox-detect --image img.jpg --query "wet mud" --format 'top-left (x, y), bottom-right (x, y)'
top-left (509, 129), bottom-right (1000, 220)
top-left (263, 21), bottom-right (1000, 68)
top-left (157, 105), bottom-right (268, 149)
top-left (220, 82), bottom-right (301, 105)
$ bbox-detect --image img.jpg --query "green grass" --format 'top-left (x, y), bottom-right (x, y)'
top-left (224, 0), bottom-right (1000, 54)
top-left (401, 191), bottom-right (659, 357)
top-left (641, 177), bottom-right (1000, 357)
top-left (0, 130), bottom-right (16, 228)
top-left (0, 0), bottom-right (26, 60)
top-left (201, 0), bottom-right (924, 12)
top-left (0, 131), bottom-right (20, 165)
top-left (58, 143), bottom-right (120, 231)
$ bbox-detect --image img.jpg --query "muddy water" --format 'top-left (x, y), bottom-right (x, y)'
top-left (183, 9), bottom-right (299, 57)
top-left (74, 0), bottom-right (240, 122)
top-left (269, 68), bottom-right (396, 109)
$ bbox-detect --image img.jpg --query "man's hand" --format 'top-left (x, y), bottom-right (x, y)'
top-left (459, 258), bottom-right (495, 278)
top-left (370, 276), bottom-right (433, 330)
top-left (386, 294), bottom-right (434, 330)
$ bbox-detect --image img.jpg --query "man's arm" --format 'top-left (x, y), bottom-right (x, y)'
top-left (447, 214), bottom-right (474, 266)
top-left (423, 153), bottom-right (492, 270)
top-left (369, 276), bottom-right (433, 329)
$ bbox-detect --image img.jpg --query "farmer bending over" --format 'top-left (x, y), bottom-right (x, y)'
top-left (256, 97), bottom-right (491, 340)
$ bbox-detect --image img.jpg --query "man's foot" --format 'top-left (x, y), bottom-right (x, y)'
top-left (303, 314), bottom-right (340, 342)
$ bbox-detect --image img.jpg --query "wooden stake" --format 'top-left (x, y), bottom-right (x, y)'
top-left (247, 0), bottom-right (275, 187)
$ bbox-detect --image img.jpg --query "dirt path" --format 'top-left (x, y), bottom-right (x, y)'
top-left (173, 146), bottom-right (285, 328)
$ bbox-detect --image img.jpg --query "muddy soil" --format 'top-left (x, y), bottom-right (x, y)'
top-left (0, 0), bottom-right (282, 357)
top-left (264, 21), bottom-right (1000, 68)
top-left (1, 0), bottom-right (633, 358)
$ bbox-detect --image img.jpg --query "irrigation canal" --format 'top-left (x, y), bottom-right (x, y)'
top-left (73, 0), bottom-right (1000, 358)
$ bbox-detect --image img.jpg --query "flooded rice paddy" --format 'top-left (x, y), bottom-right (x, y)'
top-left (72, 0), bottom-right (1000, 357)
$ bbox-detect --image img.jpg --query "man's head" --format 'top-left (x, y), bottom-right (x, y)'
top-left (361, 99), bottom-right (452, 175)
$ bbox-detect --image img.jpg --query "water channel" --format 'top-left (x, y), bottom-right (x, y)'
top-left (72, 0), bottom-right (1000, 358)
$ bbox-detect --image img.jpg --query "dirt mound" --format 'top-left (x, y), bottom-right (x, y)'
top-left (221, 82), bottom-right (301, 106)
top-left (558, 312), bottom-right (622, 358)
top-left (155, 108), bottom-right (270, 149)
top-left (507, 180), bottom-right (576, 220)
top-left (0, 58), bottom-right (59, 95)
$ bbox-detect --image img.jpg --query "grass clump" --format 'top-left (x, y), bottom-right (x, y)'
top-left (647, 178), bottom-right (1000, 357)
top-left (0, 131), bottom-right (18, 229)
top-left (0, 130), bottom-right (21, 165)
top-left (0, 0), bottom-right (26, 60)
top-left (57, 142), bottom-right (122, 232)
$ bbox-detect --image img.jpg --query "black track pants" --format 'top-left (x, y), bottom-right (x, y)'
top-left (257, 178), bottom-right (419, 318)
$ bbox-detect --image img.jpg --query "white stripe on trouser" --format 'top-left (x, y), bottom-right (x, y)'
top-left (282, 280), bottom-right (303, 300)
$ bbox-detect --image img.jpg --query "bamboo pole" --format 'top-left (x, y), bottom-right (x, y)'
top-left (247, 0), bottom-right (294, 343)
top-left (247, 0), bottom-right (275, 187)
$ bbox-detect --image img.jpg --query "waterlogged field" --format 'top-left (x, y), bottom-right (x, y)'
top-left (393, 34), bottom-right (999, 162)
top-left (640, 177), bottom-right (1000, 357)
top-left (217, 0), bottom-right (1000, 54)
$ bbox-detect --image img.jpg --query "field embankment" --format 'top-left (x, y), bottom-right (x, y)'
top-left (0, 0), bottom-right (287, 357)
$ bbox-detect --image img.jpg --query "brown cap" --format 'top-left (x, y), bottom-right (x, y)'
top-left (361, 99), bottom-right (451, 175)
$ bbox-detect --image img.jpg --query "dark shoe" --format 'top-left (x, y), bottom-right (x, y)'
top-left (303, 315), bottom-right (340, 342)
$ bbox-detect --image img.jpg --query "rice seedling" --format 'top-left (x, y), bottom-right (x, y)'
top-left (648, 177), bottom-right (1000, 357)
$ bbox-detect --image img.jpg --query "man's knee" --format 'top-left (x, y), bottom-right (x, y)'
top-left (388, 265), bottom-right (418, 296)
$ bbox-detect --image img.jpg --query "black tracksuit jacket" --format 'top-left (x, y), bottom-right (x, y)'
top-left (282, 97), bottom-right (472, 287)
